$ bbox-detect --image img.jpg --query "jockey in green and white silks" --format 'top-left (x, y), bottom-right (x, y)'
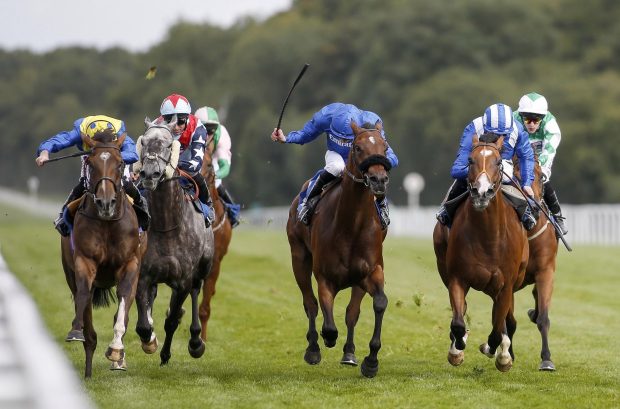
top-left (514, 92), bottom-right (567, 235)
top-left (194, 106), bottom-right (240, 227)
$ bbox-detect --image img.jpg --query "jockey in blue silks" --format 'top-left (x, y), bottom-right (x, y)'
top-left (436, 103), bottom-right (537, 230)
top-left (35, 115), bottom-right (149, 236)
top-left (271, 102), bottom-right (399, 228)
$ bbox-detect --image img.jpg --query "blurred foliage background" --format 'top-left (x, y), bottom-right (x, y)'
top-left (2, 0), bottom-right (620, 207)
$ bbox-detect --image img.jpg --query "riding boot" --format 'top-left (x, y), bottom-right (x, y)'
top-left (217, 184), bottom-right (240, 227)
top-left (123, 179), bottom-right (150, 231)
top-left (376, 196), bottom-right (390, 229)
top-left (521, 205), bottom-right (537, 231)
top-left (193, 172), bottom-right (214, 227)
top-left (54, 178), bottom-right (86, 236)
top-left (298, 170), bottom-right (337, 225)
top-left (543, 181), bottom-right (567, 235)
top-left (436, 179), bottom-right (468, 227)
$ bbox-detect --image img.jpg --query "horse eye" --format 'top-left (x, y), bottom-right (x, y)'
top-left (468, 157), bottom-right (474, 165)
top-left (354, 145), bottom-right (362, 153)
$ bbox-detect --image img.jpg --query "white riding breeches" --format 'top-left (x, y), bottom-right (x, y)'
top-left (324, 150), bottom-right (345, 177)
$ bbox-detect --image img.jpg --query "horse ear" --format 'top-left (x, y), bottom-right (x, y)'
top-left (116, 132), bottom-right (126, 146)
top-left (144, 117), bottom-right (152, 128)
top-left (81, 132), bottom-right (94, 149)
top-left (375, 121), bottom-right (383, 132)
top-left (350, 121), bottom-right (360, 134)
top-left (497, 135), bottom-right (505, 148)
top-left (472, 134), bottom-right (480, 144)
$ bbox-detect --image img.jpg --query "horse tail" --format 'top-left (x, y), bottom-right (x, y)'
top-left (92, 287), bottom-right (117, 309)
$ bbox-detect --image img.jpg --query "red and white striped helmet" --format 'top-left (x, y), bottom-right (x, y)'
top-left (160, 94), bottom-right (192, 115)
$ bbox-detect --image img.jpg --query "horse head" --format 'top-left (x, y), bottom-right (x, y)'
top-left (135, 117), bottom-right (181, 191)
top-left (468, 133), bottom-right (504, 210)
top-left (80, 129), bottom-right (125, 219)
top-left (347, 122), bottom-right (391, 196)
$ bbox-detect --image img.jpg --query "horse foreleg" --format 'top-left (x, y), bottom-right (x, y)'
top-left (317, 280), bottom-right (338, 348)
top-left (136, 277), bottom-right (158, 354)
top-left (199, 257), bottom-right (221, 341)
top-left (534, 273), bottom-right (555, 371)
top-left (82, 300), bottom-right (97, 378)
top-left (188, 285), bottom-right (206, 358)
top-left (482, 288), bottom-right (513, 372)
top-left (160, 289), bottom-right (188, 365)
top-left (360, 266), bottom-right (387, 378)
top-left (70, 256), bottom-right (96, 343)
top-left (341, 286), bottom-right (365, 366)
top-left (447, 279), bottom-right (468, 366)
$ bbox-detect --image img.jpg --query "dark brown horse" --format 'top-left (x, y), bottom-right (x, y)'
top-left (287, 122), bottom-right (391, 378)
top-left (61, 129), bottom-right (146, 378)
top-left (198, 137), bottom-right (233, 341)
top-left (514, 156), bottom-right (559, 371)
top-left (433, 133), bottom-right (528, 372)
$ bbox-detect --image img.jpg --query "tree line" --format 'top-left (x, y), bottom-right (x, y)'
top-left (1, 0), bottom-right (619, 207)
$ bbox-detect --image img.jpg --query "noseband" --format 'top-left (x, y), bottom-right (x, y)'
top-left (468, 142), bottom-right (502, 199)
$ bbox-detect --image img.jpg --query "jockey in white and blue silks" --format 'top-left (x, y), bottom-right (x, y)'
top-left (436, 103), bottom-right (537, 230)
top-left (271, 102), bottom-right (399, 228)
top-left (35, 115), bottom-right (150, 236)
top-left (154, 94), bottom-right (214, 226)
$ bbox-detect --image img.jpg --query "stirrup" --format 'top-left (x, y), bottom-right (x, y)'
top-left (521, 211), bottom-right (537, 231)
top-left (554, 214), bottom-right (568, 235)
top-left (54, 217), bottom-right (70, 237)
top-left (436, 206), bottom-right (451, 227)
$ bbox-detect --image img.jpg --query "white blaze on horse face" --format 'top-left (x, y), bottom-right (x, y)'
top-left (109, 297), bottom-right (126, 349)
top-left (476, 172), bottom-right (492, 196)
top-left (479, 148), bottom-right (493, 158)
top-left (369, 136), bottom-right (376, 144)
top-left (99, 152), bottom-right (111, 161)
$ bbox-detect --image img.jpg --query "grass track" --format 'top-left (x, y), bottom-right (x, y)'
top-left (0, 204), bottom-right (618, 409)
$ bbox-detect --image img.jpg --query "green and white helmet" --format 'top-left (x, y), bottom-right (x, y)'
top-left (518, 92), bottom-right (548, 116)
top-left (194, 106), bottom-right (222, 144)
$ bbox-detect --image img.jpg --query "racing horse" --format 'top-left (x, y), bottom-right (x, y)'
top-left (61, 129), bottom-right (146, 378)
top-left (198, 137), bottom-right (233, 341)
top-left (134, 118), bottom-right (214, 365)
top-left (514, 156), bottom-right (559, 371)
top-left (432, 133), bottom-right (528, 372)
top-left (287, 122), bottom-right (391, 378)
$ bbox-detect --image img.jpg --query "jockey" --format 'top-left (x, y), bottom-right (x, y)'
top-left (155, 94), bottom-right (214, 226)
top-left (514, 92), bottom-right (567, 235)
top-left (271, 102), bottom-right (399, 228)
top-left (436, 103), bottom-right (537, 230)
top-left (35, 115), bottom-right (150, 236)
top-left (194, 106), bottom-right (240, 227)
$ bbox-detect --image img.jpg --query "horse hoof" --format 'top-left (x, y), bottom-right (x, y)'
top-left (539, 360), bottom-right (556, 371)
top-left (479, 343), bottom-right (494, 358)
top-left (527, 309), bottom-right (537, 323)
top-left (188, 339), bottom-right (206, 358)
top-left (447, 351), bottom-right (464, 366)
top-left (304, 349), bottom-right (321, 365)
top-left (340, 353), bottom-right (358, 366)
top-left (65, 329), bottom-right (85, 342)
top-left (141, 336), bottom-right (158, 354)
top-left (360, 357), bottom-right (379, 378)
top-left (110, 358), bottom-right (127, 371)
top-left (495, 357), bottom-right (513, 372)
top-left (105, 347), bottom-right (124, 362)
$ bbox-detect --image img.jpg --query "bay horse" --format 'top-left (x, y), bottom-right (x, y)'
top-left (287, 121), bottom-right (391, 378)
top-left (134, 118), bottom-right (214, 366)
top-left (61, 129), bottom-right (146, 378)
top-left (514, 156), bottom-right (559, 371)
top-left (198, 137), bottom-right (233, 341)
top-left (432, 133), bottom-right (528, 372)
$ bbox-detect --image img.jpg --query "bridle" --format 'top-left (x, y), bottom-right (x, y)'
top-left (141, 125), bottom-right (176, 183)
top-left (87, 145), bottom-right (123, 199)
top-left (468, 142), bottom-right (502, 200)
top-left (343, 128), bottom-right (392, 187)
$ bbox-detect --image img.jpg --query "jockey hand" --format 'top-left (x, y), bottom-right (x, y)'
top-left (523, 185), bottom-right (534, 197)
top-left (35, 150), bottom-right (50, 167)
top-left (271, 128), bottom-right (286, 143)
top-left (131, 172), bottom-right (140, 181)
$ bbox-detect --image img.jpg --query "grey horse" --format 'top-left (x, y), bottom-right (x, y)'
top-left (134, 118), bottom-right (214, 365)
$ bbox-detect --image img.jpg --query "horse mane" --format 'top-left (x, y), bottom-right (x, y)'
top-left (91, 129), bottom-right (118, 144)
top-left (479, 132), bottom-right (500, 143)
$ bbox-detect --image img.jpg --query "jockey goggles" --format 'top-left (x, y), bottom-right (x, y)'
top-left (163, 114), bottom-right (188, 126)
top-left (205, 123), bottom-right (219, 135)
top-left (520, 114), bottom-right (544, 125)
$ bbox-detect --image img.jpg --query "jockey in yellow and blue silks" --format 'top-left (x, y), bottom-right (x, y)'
top-left (35, 115), bottom-right (149, 236)
top-left (271, 102), bottom-right (399, 228)
top-left (436, 103), bottom-right (537, 230)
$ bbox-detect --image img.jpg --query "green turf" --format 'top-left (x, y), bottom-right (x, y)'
top-left (0, 204), bottom-right (618, 409)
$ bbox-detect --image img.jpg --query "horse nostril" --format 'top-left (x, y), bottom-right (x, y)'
top-left (384, 175), bottom-right (390, 185)
top-left (139, 170), bottom-right (146, 178)
top-left (110, 199), bottom-right (116, 208)
top-left (153, 171), bottom-right (161, 180)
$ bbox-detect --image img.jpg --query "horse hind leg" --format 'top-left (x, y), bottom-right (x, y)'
top-left (160, 289), bottom-right (188, 365)
top-left (188, 285), bottom-right (206, 359)
top-left (360, 272), bottom-right (388, 379)
top-left (533, 275), bottom-right (555, 371)
top-left (199, 257), bottom-right (222, 341)
top-left (82, 301), bottom-right (97, 378)
top-left (341, 287), bottom-right (365, 366)
top-left (136, 282), bottom-right (158, 354)
top-left (318, 281), bottom-right (338, 348)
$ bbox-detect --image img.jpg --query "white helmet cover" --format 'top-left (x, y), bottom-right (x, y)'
top-left (160, 94), bottom-right (192, 115)
top-left (518, 92), bottom-right (548, 116)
